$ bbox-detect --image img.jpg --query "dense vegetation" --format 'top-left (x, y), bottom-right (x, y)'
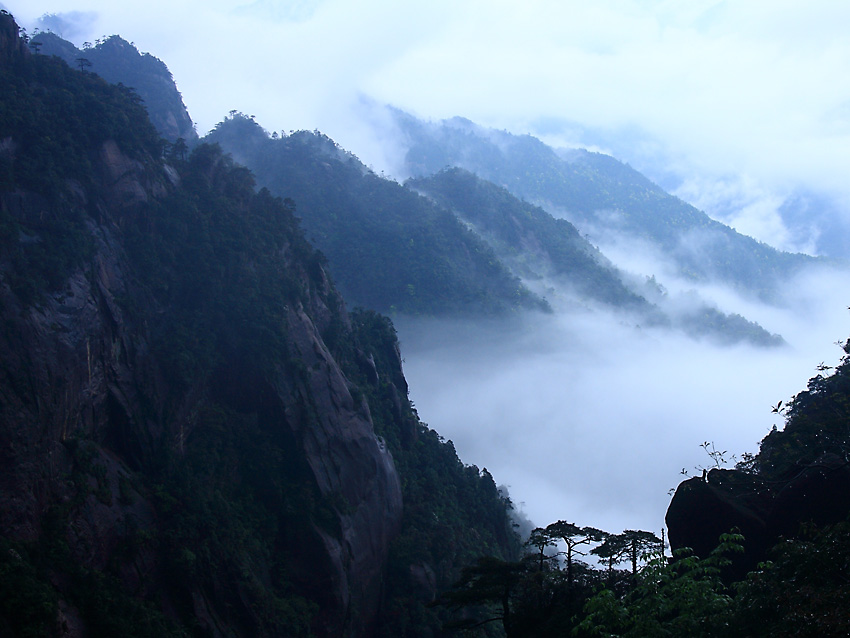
top-left (756, 339), bottom-right (850, 479)
top-left (0, 30), bottom-right (161, 302)
top-left (410, 168), bottom-right (783, 346)
top-left (206, 113), bottom-right (548, 317)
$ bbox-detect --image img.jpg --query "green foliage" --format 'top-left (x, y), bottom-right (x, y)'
top-left (124, 142), bottom-right (321, 390)
top-left (436, 525), bottom-right (667, 637)
top-left (756, 340), bottom-right (850, 478)
top-left (572, 523), bottom-right (850, 637)
top-left (0, 46), bottom-right (161, 192)
top-left (0, 539), bottom-right (57, 638)
top-left (436, 555), bottom-right (534, 636)
top-left (114, 144), bottom-right (336, 632)
top-left (578, 532), bottom-right (743, 638)
top-left (0, 502), bottom-right (187, 638)
top-left (731, 520), bottom-right (850, 637)
top-left (590, 529), bottom-right (662, 577)
top-left (35, 32), bottom-right (197, 142)
top-left (151, 403), bottom-right (320, 636)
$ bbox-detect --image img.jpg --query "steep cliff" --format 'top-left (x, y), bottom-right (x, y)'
top-left (0, 13), bottom-right (403, 636)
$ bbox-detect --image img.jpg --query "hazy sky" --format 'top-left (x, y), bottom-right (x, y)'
top-left (8, 0), bottom-right (850, 251)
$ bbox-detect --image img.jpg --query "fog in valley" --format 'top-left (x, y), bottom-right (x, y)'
top-left (395, 261), bottom-right (849, 537)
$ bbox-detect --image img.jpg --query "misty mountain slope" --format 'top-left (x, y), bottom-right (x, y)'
top-left (407, 167), bottom-right (652, 311)
top-left (33, 31), bottom-right (196, 142)
top-left (0, 15), bottom-right (525, 637)
top-left (409, 168), bottom-right (784, 346)
top-left (391, 109), bottom-right (818, 302)
top-left (206, 113), bottom-right (549, 317)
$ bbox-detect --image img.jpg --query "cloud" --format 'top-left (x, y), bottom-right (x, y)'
top-left (34, 10), bottom-right (98, 41)
top-left (395, 267), bottom-right (849, 535)
top-left (232, 0), bottom-right (327, 23)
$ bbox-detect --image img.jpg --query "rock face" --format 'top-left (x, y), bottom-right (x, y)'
top-left (0, 14), bottom-right (402, 636)
top-left (666, 455), bottom-right (850, 577)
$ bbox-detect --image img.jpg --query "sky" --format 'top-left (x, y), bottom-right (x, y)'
top-left (7, 0), bottom-right (850, 253)
top-left (6, 0), bottom-right (850, 536)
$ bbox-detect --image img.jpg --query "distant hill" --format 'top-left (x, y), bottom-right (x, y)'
top-left (32, 31), bottom-right (196, 142)
top-left (391, 110), bottom-right (819, 302)
top-left (206, 113), bottom-right (549, 317)
top-left (28, 30), bottom-right (786, 344)
top-left (410, 168), bottom-right (784, 346)
top-left (407, 167), bottom-right (652, 311)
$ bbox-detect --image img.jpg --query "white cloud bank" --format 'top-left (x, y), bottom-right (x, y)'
top-left (396, 265), bottom-right (849, 535)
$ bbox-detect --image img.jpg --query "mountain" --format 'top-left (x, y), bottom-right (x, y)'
top-left (21, 31), bottom-right (785, 344)
top-left (407, 167), bottom-right (652, 311)
top-left (5, 10), bottom-right (850, 636)
top-left (389, 110), bottom-right (820, 302)
top-left (208, 115), bottom-right (782, 345)
top-left (0, 14), bottom-right (518, 637)
top-left (32, 30), bottom-right (196, 143)
top-left (409, 168), bottom-right (783, 346)
top-left (206, 113), bottom-right (548, 317)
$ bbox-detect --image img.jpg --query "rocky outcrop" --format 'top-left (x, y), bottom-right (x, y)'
top-left (666, 454), bottom-right (850, 577)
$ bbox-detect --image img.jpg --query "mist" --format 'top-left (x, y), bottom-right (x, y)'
top-left (394, 261), bottom-right (849, 538)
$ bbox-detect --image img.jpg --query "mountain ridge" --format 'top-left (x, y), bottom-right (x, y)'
top-left (206, 113), bottom-right (550, 317)
top-left (388, 108), bottom-right (823, 302)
